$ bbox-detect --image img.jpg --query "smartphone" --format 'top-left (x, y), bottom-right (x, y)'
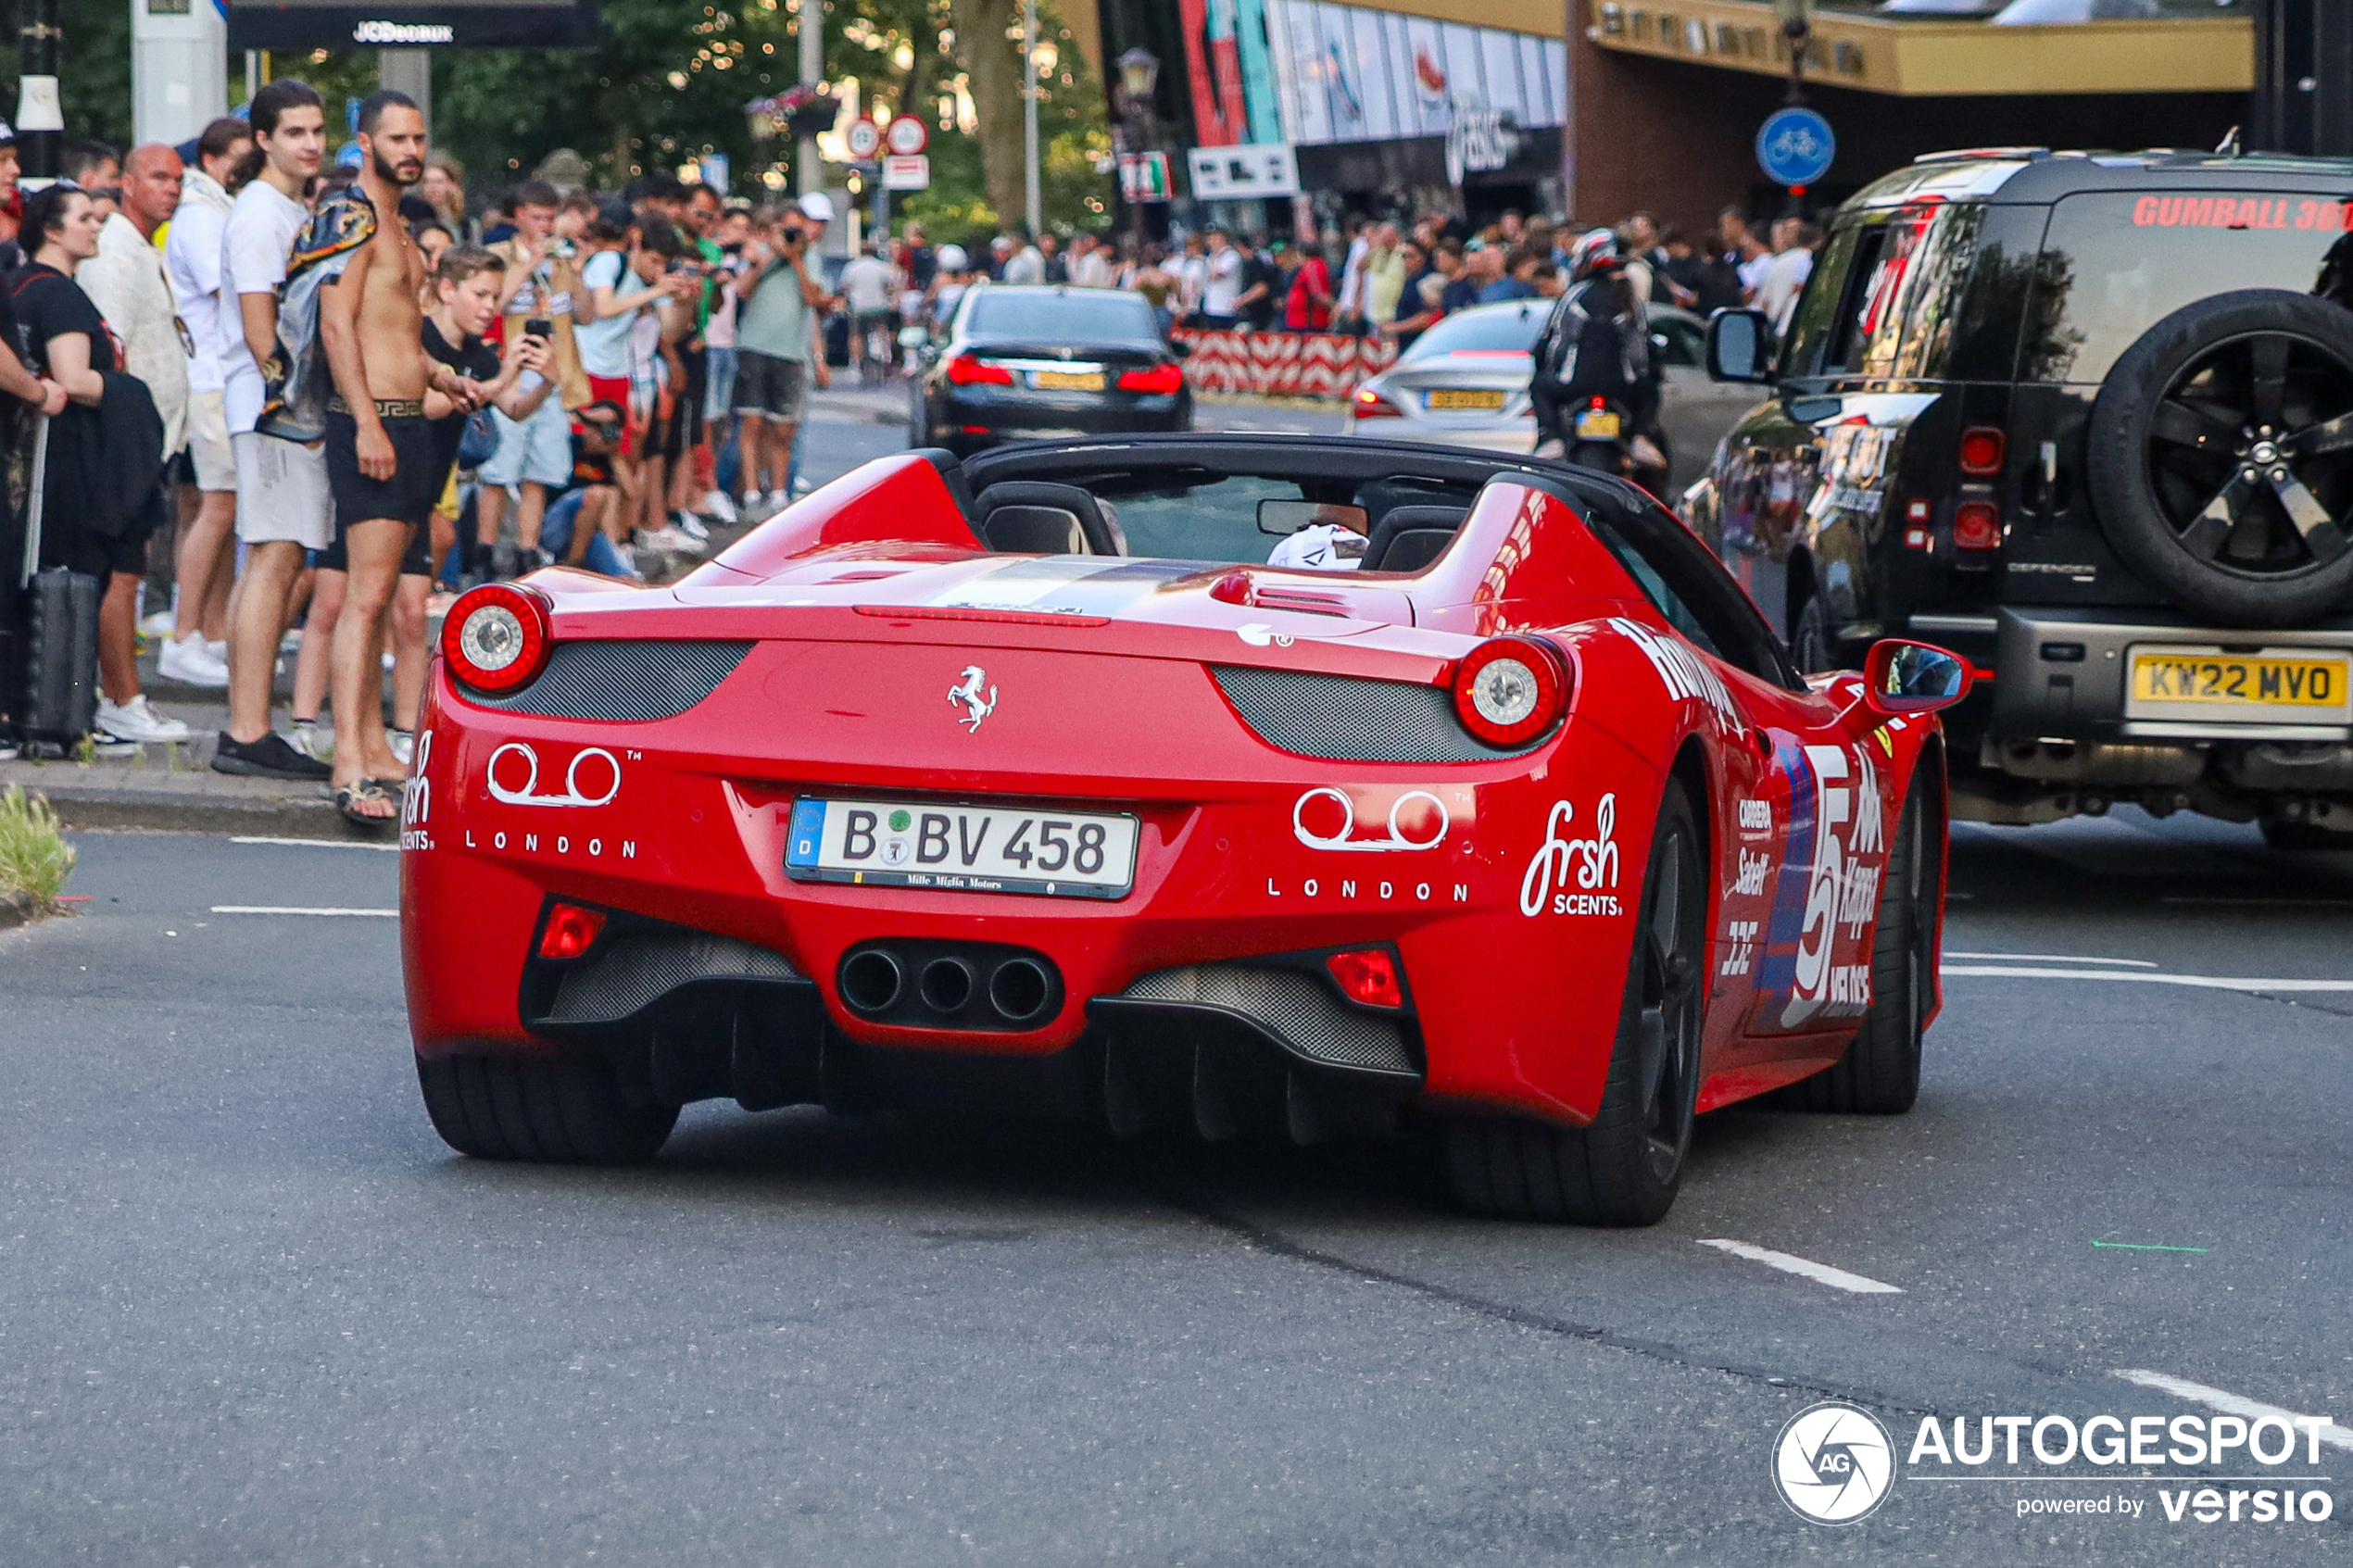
top-left (522, 317), bottom-right (554, 341)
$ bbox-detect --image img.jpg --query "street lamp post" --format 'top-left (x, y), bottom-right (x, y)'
top-left (1022, 0), bottom-right (1041, 238)
top-left (1114, 47), bottom-right (1158, 245)
top-left (1773, 0), bottom-right (1811, 107)
top-left (799, 0), bottom-right (823, 196)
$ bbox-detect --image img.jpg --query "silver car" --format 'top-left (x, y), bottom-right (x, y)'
top-left (1343, 300), bottom-right (1751, 496)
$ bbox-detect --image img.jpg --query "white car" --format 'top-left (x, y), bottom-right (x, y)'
top-left (1343, 300), bottom-right (1754, 496)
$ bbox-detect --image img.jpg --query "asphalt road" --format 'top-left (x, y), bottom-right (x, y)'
top-left (5, 808), bottom-right (2349, 1566)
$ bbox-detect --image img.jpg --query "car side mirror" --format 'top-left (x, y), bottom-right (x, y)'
top-left (1862, 639), bottom-right (1972, 716)
top-left (1705, 307), bottom-right (1775, 384)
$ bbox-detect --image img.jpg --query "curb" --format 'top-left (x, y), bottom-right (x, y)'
top-left (18, 780), bottom-right (358, 839)
top-left (0, 890), bottom-right (41, 930)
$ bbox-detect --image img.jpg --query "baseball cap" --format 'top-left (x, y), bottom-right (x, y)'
top-left (797, 192), bottom-right (834, 222)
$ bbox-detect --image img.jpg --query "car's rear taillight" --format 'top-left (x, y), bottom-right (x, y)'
top-left (1326, 948), bottom-right (1404, 1010)
top-left (1116, 363), bottom-right (1184, 395)
top-left (441, 583), bottom-right (552, 694)
top-left (1452, 635), bottom-right (1567, 748)
top-left (1351, 385), bottom-right (1403, 419)
top-left (947, 353), bottom-right (1013, 386)
top-left (1953, 500), bottom-right (2003, 552)
top-left (1958, 426), bottom-right (2006, 475)
top-left (536, 901), bottom-right (606, 960)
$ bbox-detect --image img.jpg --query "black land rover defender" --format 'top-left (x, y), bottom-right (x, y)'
top-left (1689, 147), bottom-right (2353, 843)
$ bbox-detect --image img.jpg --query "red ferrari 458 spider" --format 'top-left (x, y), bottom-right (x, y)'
top-left (401, 434), bottom-right (1969, 1224)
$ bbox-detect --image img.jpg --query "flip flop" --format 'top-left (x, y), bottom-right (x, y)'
top-left (334, 780), bottom-right (398, 829)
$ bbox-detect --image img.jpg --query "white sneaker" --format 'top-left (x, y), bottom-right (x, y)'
top-left (675, 512), bottom-right (711, 543)
top-left (764, 489), bottom-right (793, 509)
top-left (138, 608), bottom-right (177, 638)
top-left (739, 490), bottom-right (763, 516)
top-left (207, 638), bottom-right (229, 664)
top-left (612, 544), bottom-right (638, 579)
top-left (95, 695), bottom-right (191, 745)
top-left (390, 729), bottom-right (415, 767)
top-left (287, 719), bottom-right (335, 763)
top-left (157, 635), bottom-right (230, 687)
top-left (702, 490), bottom-right (738, 524)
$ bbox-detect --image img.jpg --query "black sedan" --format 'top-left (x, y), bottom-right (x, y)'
top-left (912, 285), bottom-right (1193, 456)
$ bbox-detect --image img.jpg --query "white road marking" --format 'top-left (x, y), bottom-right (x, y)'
top-left (1945, 950), bottom-right (2158, 969)
top-left (231, 835), bottom-right (400, 852)
top-left (210, 906), bottom-right (398, 917)
top-left (1695, 1239), bottom-right (1903, 1295)
top-left (2112, 1370), bottom-right (2353, 1453)
top-left (1944, 964), bottom-right (2353, 993)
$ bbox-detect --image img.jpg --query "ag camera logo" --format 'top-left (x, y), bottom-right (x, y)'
top-left (1773, 1401), bottom-right (1895, 1524)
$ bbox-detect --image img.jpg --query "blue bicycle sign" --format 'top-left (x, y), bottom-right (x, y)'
top-left (1755, 107), bottom-right (1836, 188)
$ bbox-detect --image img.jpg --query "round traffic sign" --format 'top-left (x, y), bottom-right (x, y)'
top-left (1755, 107), bottom-right (1835, 189)
top-left (844, 117), bottom-right (882, 159)
top-left (885, 113), bottom-right (930, 157)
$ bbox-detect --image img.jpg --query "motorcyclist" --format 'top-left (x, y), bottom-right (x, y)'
top-left (1529, 229), bottom-right (1661, 475)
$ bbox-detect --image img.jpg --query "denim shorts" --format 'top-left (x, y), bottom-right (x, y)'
top-left (479, 394), bottom-right (573, 487)
top-left (704, 345), bottom-right (738, 424)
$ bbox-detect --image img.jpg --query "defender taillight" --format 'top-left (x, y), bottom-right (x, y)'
top-left (1953, 501), bottom-right (2002, 552)
top-left (1958, 427), bottom-right (2006, 475)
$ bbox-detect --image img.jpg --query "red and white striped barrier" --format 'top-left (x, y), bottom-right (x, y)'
top-left (1172, 328), bottom-right (1397, 399)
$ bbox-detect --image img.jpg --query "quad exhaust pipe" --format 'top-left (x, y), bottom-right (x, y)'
top-left (837, 942), bottom-right (1061, 1030)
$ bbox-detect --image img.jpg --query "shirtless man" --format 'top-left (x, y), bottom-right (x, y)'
top-left (318, 91), bottom-right (480, 823)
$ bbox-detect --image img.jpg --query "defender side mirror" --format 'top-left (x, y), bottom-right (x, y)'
top-left (1862, 640), bottom-right (1972, 717)
top-left (1705, 307), bottom-right (1776, 385)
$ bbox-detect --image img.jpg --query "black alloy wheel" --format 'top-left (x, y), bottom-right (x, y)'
top-left (2090, 291), bottom-right (2353, 625)
top-left (1446, 781), bottom-right (1706, 1225)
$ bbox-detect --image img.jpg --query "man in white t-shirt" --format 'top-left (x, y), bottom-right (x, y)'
top-left (837, 239), bottom-right (894, 380)
top-left (160, 116), bottom-right (249, 686)
top-left (1199, 227), bottom-right (1242, 327)
top-left (1757, 217), bottom-right (1818, 337)
top-left (209, 80), bottom-right (333, 782)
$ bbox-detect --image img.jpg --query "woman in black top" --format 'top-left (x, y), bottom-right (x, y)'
top-left (14, 182), bottom-right (177, 742)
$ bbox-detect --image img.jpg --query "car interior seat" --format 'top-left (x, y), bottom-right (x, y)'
top-left (978, 504), bottom-right (1087, 554)
top-left (972, 482), bottom-right (1127, 555)
top-left (1360, 505), bottom-right (1469, 573)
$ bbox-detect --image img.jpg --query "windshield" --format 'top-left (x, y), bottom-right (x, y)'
top-left (1065, 472), bottom-right (1481, 564)
top-left (965, 290), bottom-right (1162, 345)
top-left (1402, 305), bottom-right (1546, 363)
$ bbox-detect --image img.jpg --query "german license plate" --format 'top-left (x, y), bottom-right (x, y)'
top-left (1428, 388), bottom-right (1505, 411)
top-left (2128, 646), bottom-right (2352, 720)
top-left (1030, 370), bottom-right (1104, 392)
top-left (1575, 407), bottom-right (1622, 438)
top-left (785, 797), bottom-right (1138, 899)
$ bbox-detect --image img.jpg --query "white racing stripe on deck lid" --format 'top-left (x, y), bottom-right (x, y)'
top-left (2113, 1370), bottom-right (2353, 1453)
top-left (1695, 1239), bottom-right (1903, 1295)
top-left (230, 835), bottom-right (400, 852)
top-left (1945, 951), bottom-right (2158, 968)
top-left (211, 906), bottom-right (398, 917)
top-left (1944, 965), bottom-right (2353, 993)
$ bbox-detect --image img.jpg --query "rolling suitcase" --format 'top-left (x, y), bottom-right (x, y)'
top-left (8, 417), bottom-right (99, 757)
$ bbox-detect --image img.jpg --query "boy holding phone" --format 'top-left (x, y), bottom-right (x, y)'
top-left (481, 178), bottom-right (591, 577)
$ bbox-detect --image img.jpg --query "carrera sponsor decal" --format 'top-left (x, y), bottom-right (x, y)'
top-left (1609, 617), bottom-right (1745, 734)
top-left (2131, 193), bottom-right (2353, 232)
top-left (1738, 797), bottom-right (1772, 837)
top-left (1519, 795), bottom-right (1622, 918)
top-left (1292, 786), bottom-right (1453, 852)
top-left (485, 741), bottom-right (623, 809)
top-left (947, 664), bottom-right (999, 733)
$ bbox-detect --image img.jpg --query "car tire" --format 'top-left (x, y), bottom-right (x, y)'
top-left (416, 1052), bottom-right (677, 1164)
top-left (1773, 767), bottom-right (1937, 1114)
top-left (2085, 289), bottom-right (2353, 627)
top-left (1445, 780), bottom-right (1705, 1226)
top-left (1790, 593), bottom-right (1836, 674)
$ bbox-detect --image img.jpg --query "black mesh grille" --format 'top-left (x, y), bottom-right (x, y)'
top-left (547, 930), bottom-right (803, 1024)
top-left (470, 640), bottom-right (752, 721)
top-left (1122, 964), bottom-right (1415, 1074)
top-left (1212, 666), bottom-right (1542, 762)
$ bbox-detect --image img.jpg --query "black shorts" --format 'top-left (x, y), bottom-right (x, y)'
top-left (315, 520), bottom-right (431, 577)
top-left (50, 526), bottom-right (150, 579)
top-left (326, 408), bottom-right (442, 535)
